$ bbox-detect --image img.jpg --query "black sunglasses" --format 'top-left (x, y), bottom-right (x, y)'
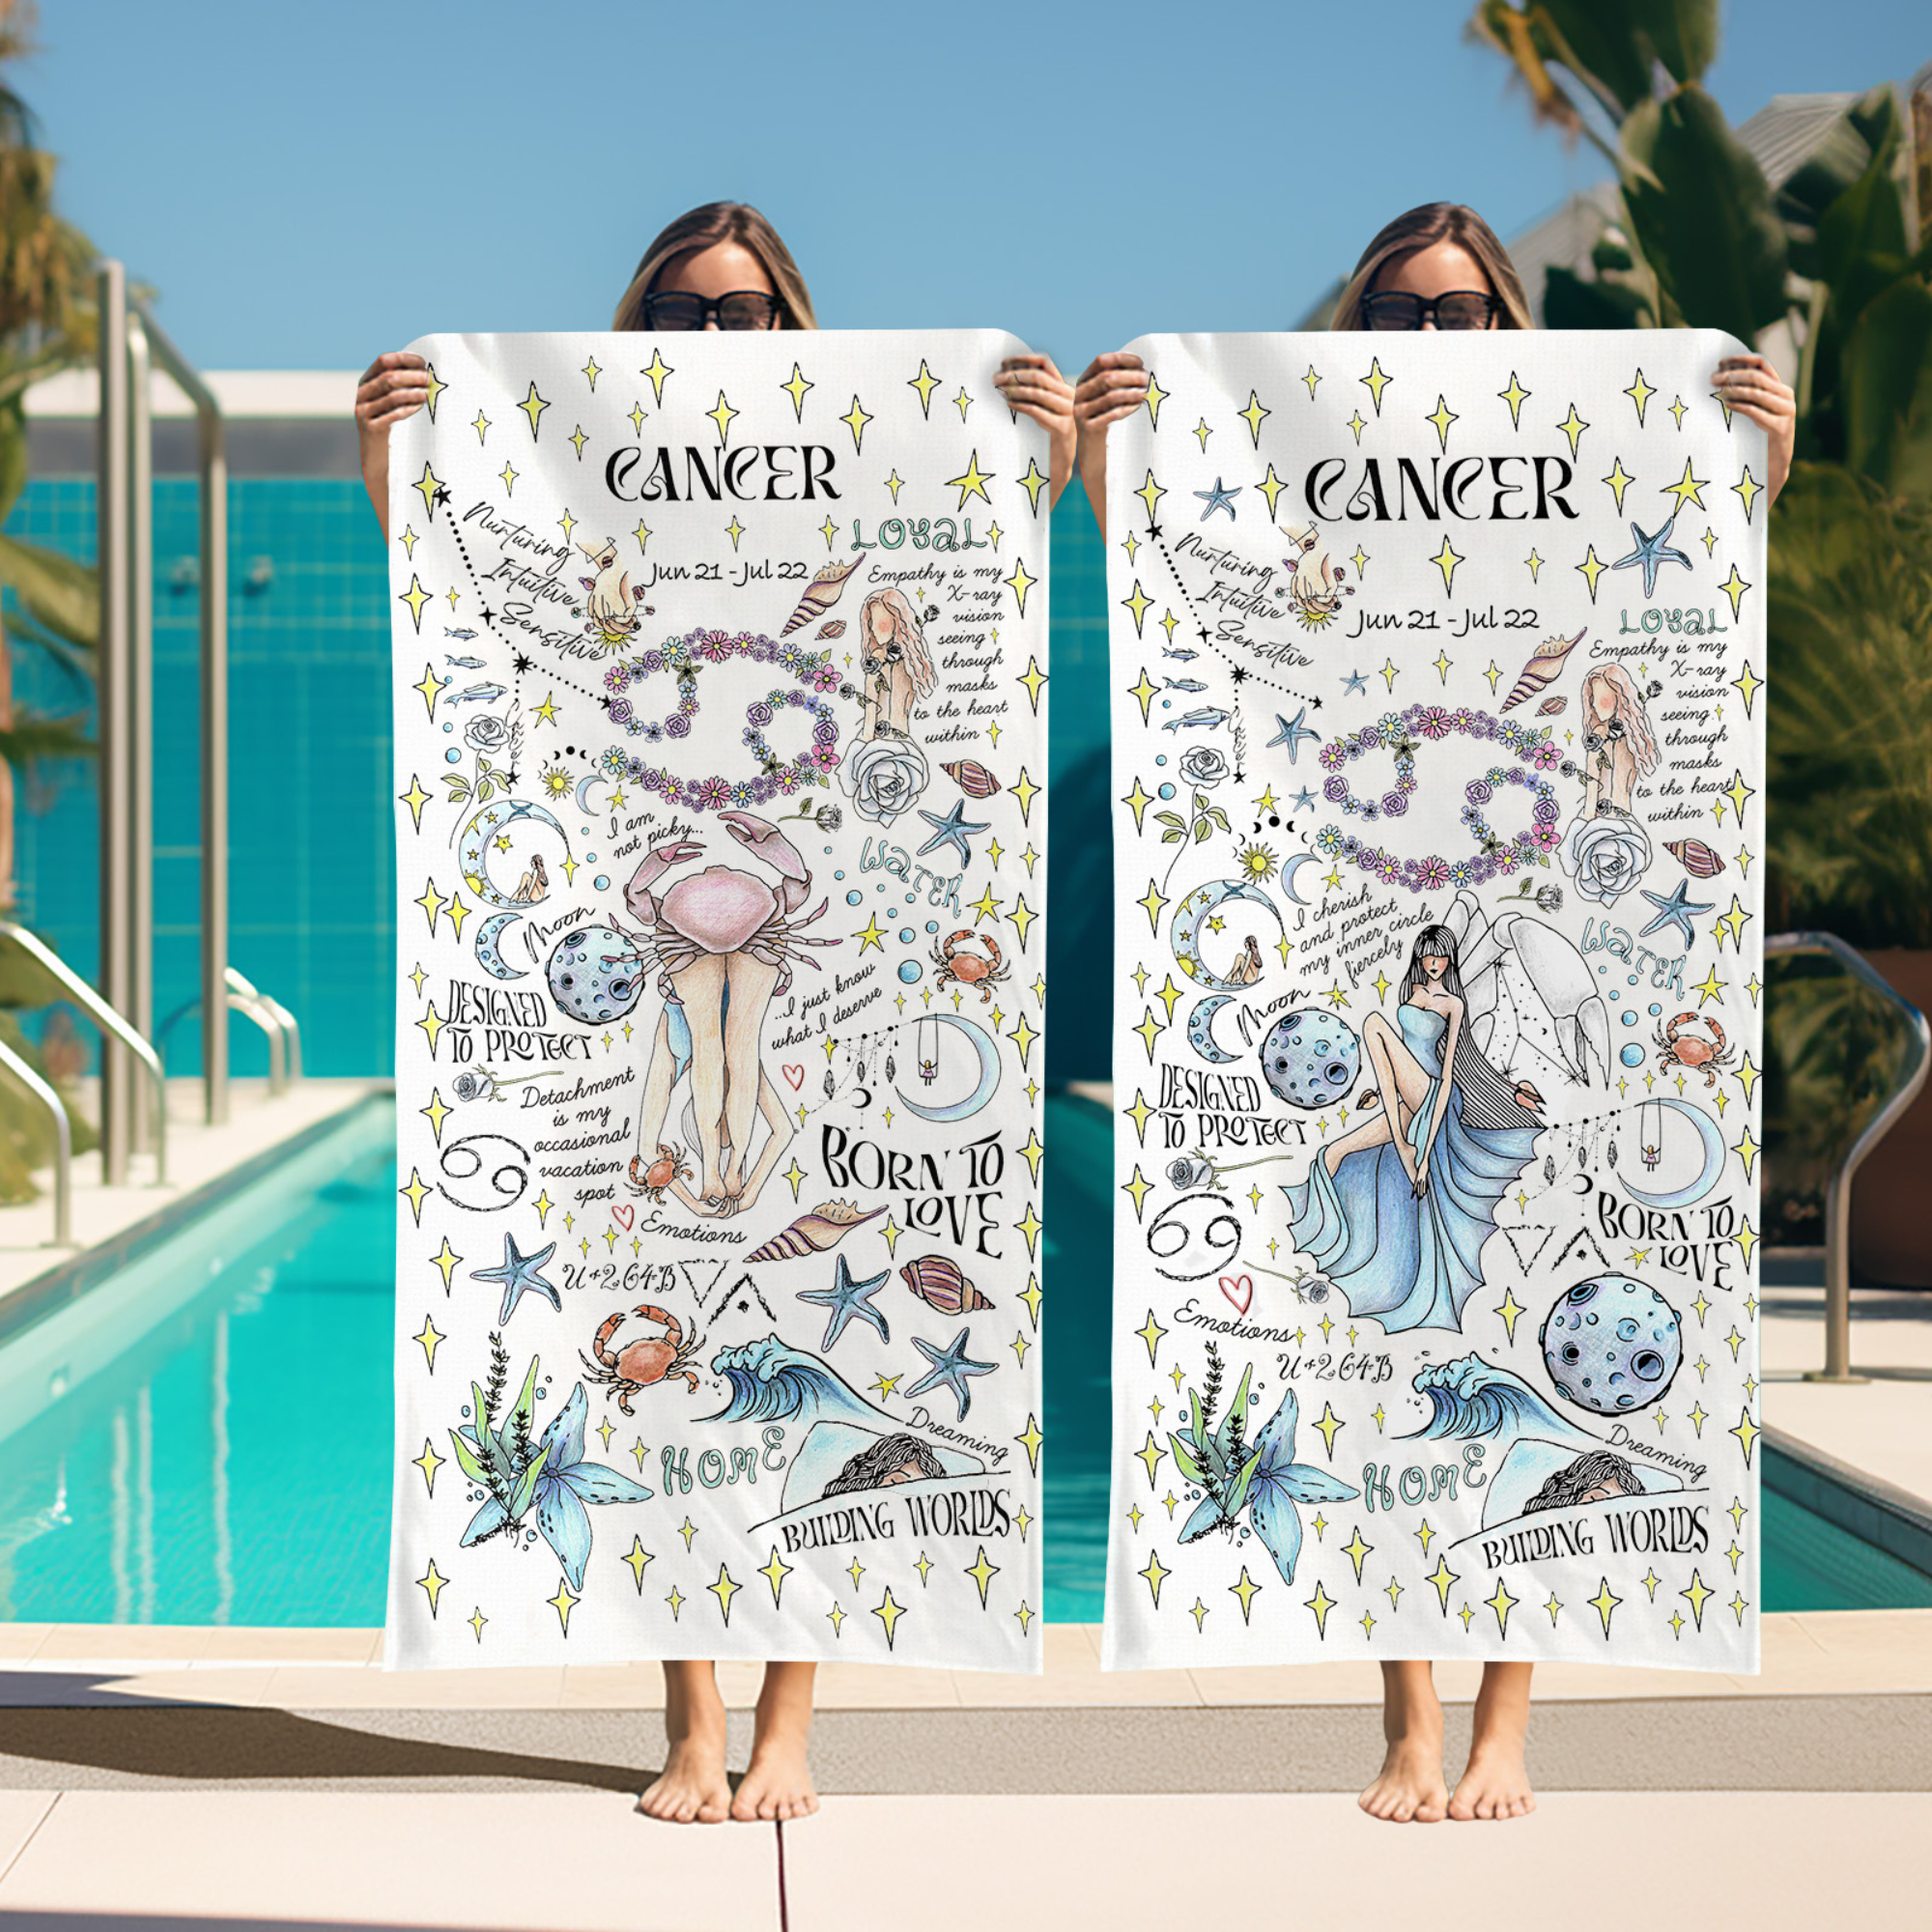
top-left (640, 290), bottom-right (781, 331)
top-left (1361, 289), bottom-right (1499, 331)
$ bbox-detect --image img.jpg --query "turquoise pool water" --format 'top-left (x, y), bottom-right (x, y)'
top-left (0, 1094), bottom-right (1925, 1626)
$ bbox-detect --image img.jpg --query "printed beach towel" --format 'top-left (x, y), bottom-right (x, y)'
top-left (1103, 331), bottom-right (1764, 1672)
top-left (387, 330), bottom-right (1049, 1668)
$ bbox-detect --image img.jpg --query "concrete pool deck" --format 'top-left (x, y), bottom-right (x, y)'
top-left (0, 1077), bottom-right (389, 1304)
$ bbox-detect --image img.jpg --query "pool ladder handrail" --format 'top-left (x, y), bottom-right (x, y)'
top-left (157, 968), bottom-right (299, 1096)
top-left (1767, 930), bottom-right (1932, 1383)
top-left (0, 923), bottom-right (167, 1245)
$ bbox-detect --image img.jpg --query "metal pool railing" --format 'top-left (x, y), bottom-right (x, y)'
top-left (1766, 931), bottom-right (1932, 1383)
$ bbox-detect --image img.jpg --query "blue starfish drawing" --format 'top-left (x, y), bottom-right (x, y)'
top-left (472, 1232), bottom-right (561, 1325)
top-left (904, 1325), bottom-right (997, 1420)
top-left (1611, 512), bottom-right (1691, 598)
top-left (1636, 876), bottom-right (1714, 948)
top-left (1193, 476), bottom-right (1241, 521)
top-left (915, 797), bottom-right (989, 867)
top-left (796, 1254), bottom-right (891, 1351)
top-left (1340, 669), bottom-right (1369, 696)
top-left (1291, 786), bottom-right (1317, 812)
top-left (1267, 706), bottom-right (1321, 762)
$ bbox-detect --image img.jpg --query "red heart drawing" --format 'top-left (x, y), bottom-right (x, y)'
top-left (611, 1204), bottom-right (635, 1232)
top-left (1219, 1274), bottom-right (1254, 1316)
top-left (781, 1065), bottom-right (805, 1091)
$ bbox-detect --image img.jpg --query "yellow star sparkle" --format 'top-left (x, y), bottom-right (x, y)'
top-left (1731, 464), bottom-right (1762, 522)
top-left (1487, 1577), bottom-right (1519, 1638)
top-left (1238, 389), bottom-right (1269, 444)
top-left (531, 690), bottom-right (558, 726)
top-left (1305, 1580), bottom-right (1336, 1637)
top-left (1730, 1407), bottom-right (1760, 1465)
top-left (1016, 457), bottom-right (1050, 514)
top-left (1019, 1274), bottom-right (1042, 1327)
top-left (623, 1536), bottom-right (654, 1592)
top-left (1555, 403), bottom-right (1589, 457)
top-left (1430, 534), bottom-right (1463, 595)
top-left (414, 1314), bottom-right (443, 1371)
top-left (1137, 878), bottom-right (1168, 935)
top-left (1136, 1308), bottom-right (1166, 1366)
top-left (1717, 894), bottom-right (1752, 952)
top-left (1257, 464), bottom-right (1290, 519)
top-left (855, 914), bottom-right (887, 954)
top-left (1007, 892), bottom-right (1037, 950)
top-left (398, 574), bottom-right (431, 632)
top-left (1425, 393), bottom-right (1458, 451)
top-left (1662, 456), bottom-right (1708, 512)
top-left (1691, 963), bottom-right (1727, 1009)
top-left (1311, 1402), bottom-right (1344, 1459)
top-left (1341, 1526), bottom-right (1372, 1583)
top-left (429, 1235), bottom-right (461, 1292)
top-left (964, 1546), bottom-right (1001, 1607)
top-left (1003, 555), bottom-right (1036, 616)
top-left (1497, 370), bottom-right (1530, 428)
top-left (416, 1559), bottom-right (447, 1617)
top-left (1013, 1200), bottom-right (1043, 1258)
top-left (1718, 562), bottom-right (1750, 620)
top-left (1345, 409), bottom-right (1367, 443)
top-left (1360, 357), bottom-right (1392, 414)
top-left (1121, 581), bottom-right (1152, 635)
top-left (947, 448), bottom-right (993, 509)
top-left (1681, 1568), bottom-right (1714, 1631)
top-left (781, 362), bottom-right (812, 419)
top-left (952, 386), bottom-right (972, 422)
top-left (398, 1167), bottom-right (431, 1225)
top-left (517, 381), bottom-right (549, 440)
top-left (1494, 1286), bottom-right (1526, 1344)
top-left (497, 459), bottom-right (518, 495)
top-left (724, 515), bottom-right (746, 551)
top-left (412, 1438), bottom-right (443, 1495)
top-left (1422, 1555), bottom-right (1461, 1615)
top-left (1524, 548), bottom-right (1544, 582)
top-left (412, 877), bottom-right (448, 935)
top-left (1576, 545), bottom-right (1607, 601)
top-left (1122, 777), bottom-right (1154, 833)
top-left (758, 1547), bottom-right (792, 1608)
top-left (1730, 662), bottom-right (1762, 715)
top-left (1624, 367), bottom-right (1656, 424)
top-left (1133, 1008), bottom-right (1165, 1062)
top-left (1603, 456), bottom-right (1634, 512)
top-left (840, 394), bottom-right (871, 451)
top-left (1138, 1548), bottom-right (1170, 1607)
top-left (1122, 1165), bottom-right (1153, 1222)
top-left (639, 347), bottom-right (673, 404)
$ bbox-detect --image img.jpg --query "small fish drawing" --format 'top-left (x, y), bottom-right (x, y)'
top-left (445, 681), bottom-right (507, 705)
top-left (1164, 677), bottom-right (1208, 693)
top-left (445, 654), bottom-right (486, 668)
top-left (1162, 706), bottom-right (1233, 733)
top-left (444, 627), bottom-right (479, 640)
top-left (1162, 646), bottom-right (1199, 661)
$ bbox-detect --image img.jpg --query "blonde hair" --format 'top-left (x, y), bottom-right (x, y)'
top-left (1582, 665), bottom-right (1660, 776)
top-left (860, 588), bottom-right (936, 700)
top-left (612, 202), bottom-right (816, 331)
top-left (1329, 203), bottom-right (1532, 332)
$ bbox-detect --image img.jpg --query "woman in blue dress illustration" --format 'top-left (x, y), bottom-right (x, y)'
top-left (1287, 924), bottom-right (1545, 1334)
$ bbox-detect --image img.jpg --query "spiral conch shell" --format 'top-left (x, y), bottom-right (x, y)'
top-left (1536, 696), bottom-right (1567, 717)
top-left (816, 620), bottom-right (846, 639)
top-left (781, 557), bottom-right (862, 636)
top-left (942, 759), bottom-right (1000, 800)
top-left (1501, 629), bottom-right (1584, 711)
top-left (1664, 838), bottom-right (1726, 879)
top-left (747, 1199), bottom-right (885, 1263)
top-left (899, 1254), bottom-right (992, 1315)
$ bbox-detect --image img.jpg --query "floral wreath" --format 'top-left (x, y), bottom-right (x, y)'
top-left (1314, 703), bottom-right (1562, 894)
top-left (596, 628), bottom-right (843, 813)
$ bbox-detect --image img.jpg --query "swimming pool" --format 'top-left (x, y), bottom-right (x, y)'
top-left (0, 1092), bottom-right (1925, 1626)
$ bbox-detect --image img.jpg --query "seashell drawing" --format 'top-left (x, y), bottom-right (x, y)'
top-left (942, 758), bottom-right (1000, 800)
top-left (747, 1199), bottom-right (885, 1263)
top-left (816, 619), bottom-right (846, 639)
top-left (1536, 696), bottom-right (1567, 717)
top-left (781, 557), bottom-right (862, 636)
top-left (1664, 838), bottom-right (1726, 879)
top-left (1501, 629), bottom-right (1584, 711)
top-left (899, 1254), bottom-right (993, 1316)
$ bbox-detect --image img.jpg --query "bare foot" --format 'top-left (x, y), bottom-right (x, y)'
top-left (1449, 1738), bottom-right (1536, 1820)
top-left (638, 1733), bottom-right (731, 1824)
top-left (730, 1721), bottom-right (818, 1821)
top-left (1359, 1732), bottom-right (1449, 1823)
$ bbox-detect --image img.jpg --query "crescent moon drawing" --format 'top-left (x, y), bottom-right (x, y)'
top-left (894, 1013), bottom-right (1003, 1123)
top-left (1280, 852), bottom-right (1321, 908)
top-left (457, 798), bottom-right (571, 911)
top-left (1615, 1097), bottom-right (1727, 1208)
top-left (1186, 994), bottom-right (1241, 1065)
top-left (474, 911), bottom-right (526, 980)
top-left (1170, 879), bottom-right (1282, 991)
top-left (575, 773), bottom-right (609, 814)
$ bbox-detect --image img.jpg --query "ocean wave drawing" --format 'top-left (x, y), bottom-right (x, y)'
top-left (1402, 1353), bottom-right (1598, 1447)
top-left (701, 1335), bottom-right (902, 1433)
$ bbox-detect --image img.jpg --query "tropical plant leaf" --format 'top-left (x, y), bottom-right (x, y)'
top-left (509, 1449), bottom-right (548, 1520)
top-left (1222, 1445), bottom-right (1266, 1524)
top-left (0, 530), bottom-right (97, 646)
top-left (1619, 83), bottom-right (1788, 341)
top-left (1543, 264), bottom-right (1647, 329)
top-left (1840, 279), bottom-right (1932, 496)
top-left (446, 1428), bottom-right (489, 1485)
top-left (1169, 1433), bottom-right (1204, 1485)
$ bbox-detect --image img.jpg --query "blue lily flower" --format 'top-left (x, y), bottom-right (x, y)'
top-left (1177, 1383), bottom-right (1357, 1586)
top-left (454, 1378), bottom-right (650, 1591)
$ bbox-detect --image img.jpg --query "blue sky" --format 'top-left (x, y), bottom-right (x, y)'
top-left (28, 1), bottom-right (1932, 373)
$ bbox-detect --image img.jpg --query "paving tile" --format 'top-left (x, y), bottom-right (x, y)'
top-left (954, 1625), bottom-right (1202, 1706)
top-left (811, 1663), bottom-right (962, 1710)
top-left (0, 1626), bottom-right (51, 1665)
top-left (196, 1626), bottom-right (383, 1664)
top-left (0, 1794), bottom-right (56, 1869)
top-left (32, 1625), bottom-right (214, 1665)
top-left (782, 1792), bottom-right (1932, 1930)
top-left (262, 1664), bottom-right (565, 1711)
top-left (0, 1791), bottom-right (780, 1929)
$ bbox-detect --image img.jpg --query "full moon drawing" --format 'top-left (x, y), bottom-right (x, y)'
top-left (457, 798), bottom-right (571, 911)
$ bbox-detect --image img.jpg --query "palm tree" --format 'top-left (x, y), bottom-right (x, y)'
top-left (0, 0), bottom-right (99, 906)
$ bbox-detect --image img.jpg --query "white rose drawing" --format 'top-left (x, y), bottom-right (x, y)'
top-left (840, 736), bottom-right (931, 827)
top-left (1559, 811), bottom-right (1653, 906)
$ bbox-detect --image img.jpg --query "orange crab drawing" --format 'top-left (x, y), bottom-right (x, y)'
top-left (929, 928), bottom-right (1009, 1003)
